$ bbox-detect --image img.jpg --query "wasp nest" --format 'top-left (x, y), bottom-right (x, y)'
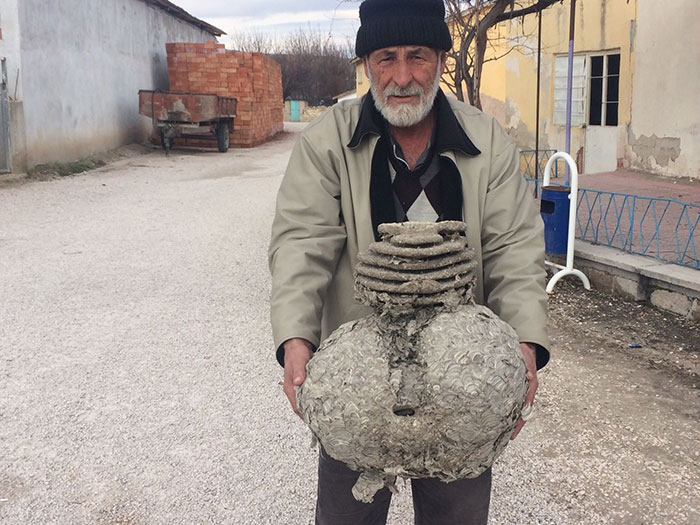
top-left (297, 221), bottom-right (528, 503)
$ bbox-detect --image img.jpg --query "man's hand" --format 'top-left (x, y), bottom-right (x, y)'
top-left (511, 342), bottom-right (538, 440)
top-left (282, 338), bottom-right (314, 418)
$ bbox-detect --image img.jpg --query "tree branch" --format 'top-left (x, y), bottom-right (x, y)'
top-left (494, 0), bottom-right (562, 23)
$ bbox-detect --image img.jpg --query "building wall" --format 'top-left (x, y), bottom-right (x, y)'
top-left (467, 0), bottom-right (699, 180)
top-left (352, 2), bottom-right (700, 179)
top-left (167, 42), bottom-right (283, 147)
top-left (0, 0), bottom-right (21, 99)
top-left (17, 0), bottom-right (216, 170)
top-left (476, 50), bottom-right (507, 126)
top-left (628, 0), bottom-right (700, 179)
top-left (0, 0), bottom-right (26, 171)
top-left (283, 100), bottom-right (309, 121)
top-left (492, 0), bottom-right (637, 169)
top-left (355, 58), bottom-right (370, 98)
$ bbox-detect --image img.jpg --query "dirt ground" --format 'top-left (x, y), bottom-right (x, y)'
top-left (523, 278), bottom-right (700, 524)
top-left (1, 124), bottom-right (699, 524)
top-left (548, 279), bottom-right (699, 381)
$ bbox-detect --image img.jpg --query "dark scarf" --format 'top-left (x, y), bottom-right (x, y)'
top-left (349, 91), bottom-right (481, 240)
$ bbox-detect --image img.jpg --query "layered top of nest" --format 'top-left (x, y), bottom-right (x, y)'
top-left (354, 221), bottom-right (476, 313)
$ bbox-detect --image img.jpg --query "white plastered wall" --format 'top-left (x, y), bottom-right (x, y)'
top-left (18, 0), bottom-right (217, 169)
top-left (0, 0), bottom-right (21, 99)
top-left (628, 0), bottom-right (700, 179)
top-left (0, 0), bottom-right (26, 171)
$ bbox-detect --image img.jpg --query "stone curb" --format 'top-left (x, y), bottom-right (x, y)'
top-left (565, 241), bottom-right (700, 321)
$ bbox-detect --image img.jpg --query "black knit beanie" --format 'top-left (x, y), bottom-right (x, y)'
top-left (355, 0), bottom-right (452, 57)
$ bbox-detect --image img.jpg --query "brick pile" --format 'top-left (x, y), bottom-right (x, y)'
top-left (165, 42), bottom-right (283, 148)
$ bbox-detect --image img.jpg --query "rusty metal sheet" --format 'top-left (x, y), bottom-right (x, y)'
top-left (139, 90), bottom-right (236, 123)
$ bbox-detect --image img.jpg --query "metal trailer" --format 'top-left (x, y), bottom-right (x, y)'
top-left (138, 90), bottom-right (237, 153)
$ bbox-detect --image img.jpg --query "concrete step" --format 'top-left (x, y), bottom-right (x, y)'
top-left (549, 241), bottom-right (700, 321)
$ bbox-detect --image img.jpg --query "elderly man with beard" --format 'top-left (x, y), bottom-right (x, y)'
top-left (268, 0), bottom-right (550, 523)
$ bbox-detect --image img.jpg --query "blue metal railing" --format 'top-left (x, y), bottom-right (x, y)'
top-left (527, 178), bottom-right (700, 270)
top-left (520, 150), bottom-right (564, 180)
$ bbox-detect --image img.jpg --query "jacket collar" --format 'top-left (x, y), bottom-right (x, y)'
top-left (347, 89), bottom-right (481, 157)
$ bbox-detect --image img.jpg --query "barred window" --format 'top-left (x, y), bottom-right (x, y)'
top-left (588, 53), bottom-right (620, 127)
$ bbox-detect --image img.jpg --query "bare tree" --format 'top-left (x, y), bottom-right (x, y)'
top-left (230, 31), bottom-right (281, 55)
top-left (444, 0), bottom-right (562, 109)
top-left (231, 27), bottom-right (355, 106)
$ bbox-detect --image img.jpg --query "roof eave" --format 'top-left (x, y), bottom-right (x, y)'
top-left (142, 0), bottom-right (226, 36)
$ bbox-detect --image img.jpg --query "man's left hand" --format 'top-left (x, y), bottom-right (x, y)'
top-left (510, 342), bottom-right (538, 440)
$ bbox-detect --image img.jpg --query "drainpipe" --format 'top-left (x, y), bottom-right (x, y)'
top-left (564, 0), bottom-right (576, 185)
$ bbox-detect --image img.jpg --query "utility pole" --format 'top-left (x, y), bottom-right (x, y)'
top-left (535, 7), bottom-right (543, 191)
top-left (564, 0), bottom-right (577, 185)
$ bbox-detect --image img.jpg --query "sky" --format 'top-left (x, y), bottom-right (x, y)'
top-left (172, 0), bottom-right (362, 47)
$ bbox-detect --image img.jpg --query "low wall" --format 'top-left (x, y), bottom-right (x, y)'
top-left (166, 42), bottom-right (283, 148)
top-left (561, 242), bottom-right (700, 321)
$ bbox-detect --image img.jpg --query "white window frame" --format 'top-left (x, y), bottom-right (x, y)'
top-left (587, 52), bottom-right (620, 127)
top-left (553, 50), bottom-right (621, 128)
top-left (553, 55), bottom-right (586, 127)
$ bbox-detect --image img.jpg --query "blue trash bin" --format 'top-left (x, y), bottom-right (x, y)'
top-left (540, 185), bottom-right (571, 255)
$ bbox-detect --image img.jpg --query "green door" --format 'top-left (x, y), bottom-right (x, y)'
top-left (290, 100), bottom-right (300, 122)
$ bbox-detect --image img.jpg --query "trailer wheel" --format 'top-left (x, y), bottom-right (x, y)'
top-left (216, 123), bottom-right (230, 153)
top-left (160, 131), bottom-right (171, 153)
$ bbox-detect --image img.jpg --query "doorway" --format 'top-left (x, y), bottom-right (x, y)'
top-left (583, 53), bottom-right (620, 174)
top-left (0, 58), bottom-right (11, 173)
top-left (290, 100), bottom-right (301, 122)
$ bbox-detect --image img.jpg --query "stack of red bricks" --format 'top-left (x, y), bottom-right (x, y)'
top-left (165, 42), bottom-right (283, 148)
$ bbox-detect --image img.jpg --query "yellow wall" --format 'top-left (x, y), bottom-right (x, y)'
top-left (443, 1), bottom-right (654, 175)
top-left (441, 21), bottom-right (508, 125)
top-left (500, 0), bottom-right (637, 166)
top-left (354, 58), bottom-right (370, 97)
top-left (475, 23), bottom-right (507, 125)
top-left (351, 0), bottom-right (699, 179)
top-left (467, 0), bottom-right (700, 178)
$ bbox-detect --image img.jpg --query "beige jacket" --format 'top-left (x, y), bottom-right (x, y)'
top-left (269, 93), bottom-right (550, 368)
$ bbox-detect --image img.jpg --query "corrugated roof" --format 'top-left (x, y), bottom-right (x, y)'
top-left (142, 0), bottom-right (226, 36)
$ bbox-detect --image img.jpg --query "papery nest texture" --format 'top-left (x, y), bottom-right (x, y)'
top-left (297, 221), bottom-right (529, 502)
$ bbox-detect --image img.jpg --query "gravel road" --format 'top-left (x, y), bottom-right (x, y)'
top-left (1, 123), bottom-right (698, 524)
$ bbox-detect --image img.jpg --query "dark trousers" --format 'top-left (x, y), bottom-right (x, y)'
top-left (315, 449), bottom-right (492, 525)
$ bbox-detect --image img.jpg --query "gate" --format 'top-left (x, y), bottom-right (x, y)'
top-left (0, 58), bottom-right (11, 173)
top-left (290, 100), bottom-right (300, 122)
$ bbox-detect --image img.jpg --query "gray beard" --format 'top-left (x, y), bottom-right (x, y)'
top-left (369, 65), bottom-right (442, 128)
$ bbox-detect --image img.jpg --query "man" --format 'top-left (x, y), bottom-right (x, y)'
top-left (269, 0), bottom-right (550, 522)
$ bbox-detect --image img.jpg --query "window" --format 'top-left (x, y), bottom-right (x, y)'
top-left (588, 53), bottom-right (620, 126)
top-left (554, 55), bottom-right (586, 126)
top-left (553, 51), bottom-right (621, 128)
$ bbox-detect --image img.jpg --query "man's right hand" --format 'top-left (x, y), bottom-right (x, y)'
top-left (282, 338), bottom-right (314, 417)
